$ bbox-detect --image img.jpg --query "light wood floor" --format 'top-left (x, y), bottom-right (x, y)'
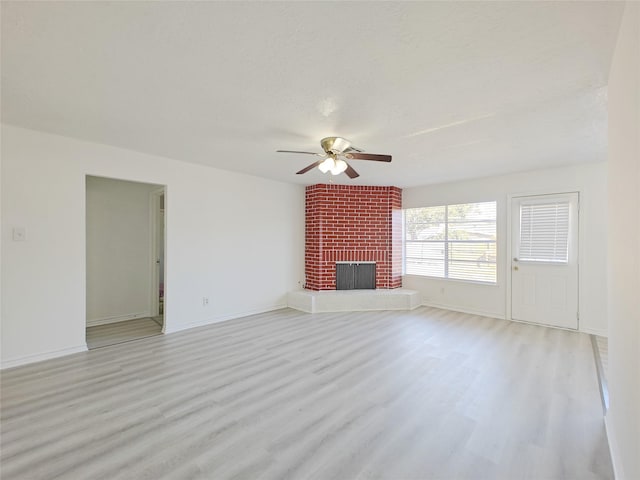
top-left (86, 317), bottom-right (163, 349)
top-left (1, 307), bottom-right (612, 480)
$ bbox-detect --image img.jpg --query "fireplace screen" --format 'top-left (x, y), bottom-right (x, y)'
top-left (336, 262), bottom-right (376, 290)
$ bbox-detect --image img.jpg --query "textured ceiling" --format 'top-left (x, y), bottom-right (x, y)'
top-left (1, 1), bottom-right (624, 187)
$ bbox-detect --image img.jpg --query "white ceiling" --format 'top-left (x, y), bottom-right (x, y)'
top-left (1, 1), bottom-right (624, 188)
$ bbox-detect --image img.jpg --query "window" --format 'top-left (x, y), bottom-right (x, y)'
top-left (404, 201), bottom-right (497, 283)
top-left (518, 201), bottom-right (570, 263)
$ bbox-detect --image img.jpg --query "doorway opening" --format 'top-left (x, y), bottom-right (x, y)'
top-left (85, 176), bottom-right (166, 349)
top-left (151, 189), bottom-right (165, 322)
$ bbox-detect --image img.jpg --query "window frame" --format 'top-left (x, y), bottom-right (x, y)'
top-left (403, 201), bottom-right (498, 285)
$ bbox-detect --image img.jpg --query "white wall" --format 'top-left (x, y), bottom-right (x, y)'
top-left (403, 162), bottom-right (608, 335)
top-left (86, 176), bottom-right (160, 326)
top-left (606, 2), bottom-right (640, 479)
top-left (1, 125), bottom-right (305, 368)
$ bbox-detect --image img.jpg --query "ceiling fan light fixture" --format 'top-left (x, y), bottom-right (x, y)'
top-left (330, 159), bottom-right (348, 175)
top-left (318, 157), bottom-right (334, 173)
top-left (278, 136), bottom-right (391, 179)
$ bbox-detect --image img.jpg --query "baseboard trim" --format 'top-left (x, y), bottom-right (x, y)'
top-left (421, 302), bottom-right (505, 320)
top-left (163, 304), bottom-right (287, 334)
top-left (590, 335), bottom-right (609, 413)
top-left (605, 413), bottom-right (625, 480)
top-left (1, 344), bottom-right (88, 370)
top-left (87, 311), bottom-right (152, 327)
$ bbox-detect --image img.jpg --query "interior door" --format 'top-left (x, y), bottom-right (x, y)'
top-left (511, 193), bottom-right (579, 329)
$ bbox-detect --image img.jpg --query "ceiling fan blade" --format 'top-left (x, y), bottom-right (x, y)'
top-left (296, 160), bottom-right (323, 175)
top-left (343, 145), bottom-right (364, 153)
top-left (344, 163), bottom-right (360, 179)
top-left (277, 150), bottom-right (323, 156)
top-left (345, 152), bottom-right (392, 162)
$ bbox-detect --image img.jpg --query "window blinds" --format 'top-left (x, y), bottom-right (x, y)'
top-left (519, 202), bottom-right (570, 263)
top-left (404, 202), bottom-right (497, 283)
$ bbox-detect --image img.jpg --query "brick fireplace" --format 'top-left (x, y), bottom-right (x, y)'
top-left (305, 184), bottom-right (403, 291)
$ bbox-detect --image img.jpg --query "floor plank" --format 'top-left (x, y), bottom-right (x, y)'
top-left (86, 317), bottom-right (163, 349)
top-left (1, 307), bottom-right (612, 479)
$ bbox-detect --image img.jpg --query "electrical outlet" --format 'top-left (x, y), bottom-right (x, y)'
top-left (202, 297), bottom-right (209, 306)
top-left (440, 287), bottom-right (445, 294)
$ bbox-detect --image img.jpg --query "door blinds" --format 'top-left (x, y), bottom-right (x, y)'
top-left (519, 201), bottom-right (570, 263)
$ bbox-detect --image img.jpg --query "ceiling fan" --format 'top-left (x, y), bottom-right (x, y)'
top-left (277, 137), bottom-right (392, 179)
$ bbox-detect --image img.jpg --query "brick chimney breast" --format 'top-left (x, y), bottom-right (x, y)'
top-left (304, 184), bottom-right (402, 291)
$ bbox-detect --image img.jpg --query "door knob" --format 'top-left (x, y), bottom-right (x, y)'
top-left (513, 257), bottom-right (519, 261)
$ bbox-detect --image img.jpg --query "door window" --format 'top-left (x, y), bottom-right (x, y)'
top-left (519, 201), bottom-right (570, 263)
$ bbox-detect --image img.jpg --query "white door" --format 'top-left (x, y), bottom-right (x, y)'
top-left (511, 193), bottom-right (579, 329)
